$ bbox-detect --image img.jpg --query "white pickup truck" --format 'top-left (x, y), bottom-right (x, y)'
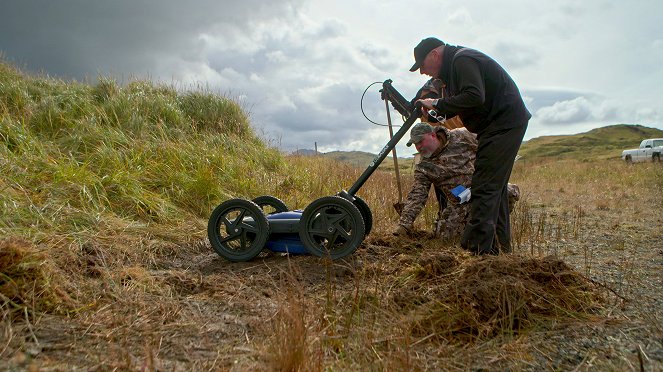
top-left (621, 138), bottom-right (663, 163)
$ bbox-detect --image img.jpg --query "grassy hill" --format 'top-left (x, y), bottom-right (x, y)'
top-left (0, 61), bottom-right (291, 234)
top-left (518, 124), bottom-right (663, 161)
top-left (322, 150), bottom-right (376, 168)
top-left (292, 149), bottom-right (416, 173)
top-left (322, 150), bottom-right (415, 172)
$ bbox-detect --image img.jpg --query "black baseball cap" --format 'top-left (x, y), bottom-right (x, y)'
top-left (409, 37), bottom-right (445, 72)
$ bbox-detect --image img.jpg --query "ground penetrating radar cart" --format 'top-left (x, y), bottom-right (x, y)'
top-left (208, 80), bottom-right (421, 262)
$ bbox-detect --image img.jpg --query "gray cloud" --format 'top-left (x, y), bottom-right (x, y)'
top-left (257, 84), bottom-right (377, 145)
top-left (522, 89), bottom-right (594, 115)
top-left (492, 42), bottom-right (539, 70)
top-left (524, 88), bottom-right (621, 127)
top-left (536, 97), bottom-right (594, 124)
top-left (1, 0), bottom-right (661, 154)
top-left (358, 45), bottom-right (400, 72)
top-left (0, 0), bottom-right (304, 80)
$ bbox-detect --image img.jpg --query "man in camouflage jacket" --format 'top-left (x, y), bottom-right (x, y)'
top-left (394, 122), bottom-right (478, 240)
top-left (393, 78), bottom-right (522, 241)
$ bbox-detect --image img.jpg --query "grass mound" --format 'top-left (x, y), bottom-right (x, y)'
top-left (0, 59), bottom-right (292, 317)
top-left (0, 59), bottom-right (285, 230)
top-left (394, 252), bottom-right (603, 342)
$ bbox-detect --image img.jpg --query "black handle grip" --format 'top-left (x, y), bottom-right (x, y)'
top-left (381, 79), bottom-right (413, 117)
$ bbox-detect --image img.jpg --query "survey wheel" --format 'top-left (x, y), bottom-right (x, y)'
top-left (299, 196), bottom-right (365, 259)
top-left (207, 199), bottom-right (270, 262)
top-left (352, 195), bottom-right (373, 237)
top-left (252, 195), bottom-right (289, 214)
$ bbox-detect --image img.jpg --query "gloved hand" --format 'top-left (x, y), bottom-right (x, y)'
top-left (392, 225), bottom-right (410, 236)
top-left (380, 88), bottom-right (388, 100)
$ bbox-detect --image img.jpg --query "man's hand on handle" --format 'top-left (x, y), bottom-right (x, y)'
top-left (418, 98), bottom-right (438, 110)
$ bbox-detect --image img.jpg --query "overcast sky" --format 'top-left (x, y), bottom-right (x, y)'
top-left (2, 0), bottom-right (662, 156)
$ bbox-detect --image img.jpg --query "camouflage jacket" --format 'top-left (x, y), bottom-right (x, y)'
top-left (398, 127), bottom-right (478, 228)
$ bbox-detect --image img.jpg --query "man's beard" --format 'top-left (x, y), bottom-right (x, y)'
top-left (420, 149), bottom-right (434, 158)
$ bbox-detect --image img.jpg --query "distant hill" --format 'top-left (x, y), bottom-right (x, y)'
top-left (291, 124), bottom-right (663, 166)
top-left (518, 124), bottom-right (663, 161)
top-left (290, 149), bottom-right (416, 172)
top-left (324, 151), bottom-right (381, 168)
top-left (291, 149), bottom-right (318, 156)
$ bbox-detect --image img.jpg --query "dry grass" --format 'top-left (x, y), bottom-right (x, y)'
top-left (2, 158), bottom-right (662, 370)
top-left (403, 255), bottom-right (601, 342)
top-left (1, 60), bottom-right (662, 370)
top-left (0, 238), bottom-right (76, 315)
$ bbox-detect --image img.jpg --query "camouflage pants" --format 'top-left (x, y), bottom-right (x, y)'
top-left (434, 202), bottom-right (471, 241)
top-left (434, 184), bottom-right (520, 240)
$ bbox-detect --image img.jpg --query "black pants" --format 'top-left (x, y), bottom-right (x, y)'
top-left (461, 123), bottom-right (527, 254)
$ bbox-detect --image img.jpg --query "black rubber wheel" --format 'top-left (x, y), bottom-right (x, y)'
top-left (299, 196), bottom-right (365, 259)
top-left (252, 195), bottom-right (289, 214)
top-left (653, 154), bottom-right (660, 163)
top-left (351, 195), bottom-right (373, 237)
top-left (207, 199), bottom-right (270, 262)
top-left (625, 155), bottom-right (633, 164)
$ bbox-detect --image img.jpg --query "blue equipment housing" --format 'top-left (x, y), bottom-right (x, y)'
top-left (263, 211), bottom-right (309, 255)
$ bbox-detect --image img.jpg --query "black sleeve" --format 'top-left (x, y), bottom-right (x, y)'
top-left (434, 57), bottom-right (485, 116)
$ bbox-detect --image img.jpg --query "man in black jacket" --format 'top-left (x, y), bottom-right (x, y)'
top-left (410, 37), bottom-right (531, 255)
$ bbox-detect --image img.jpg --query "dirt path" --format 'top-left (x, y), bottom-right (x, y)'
top-left (523, 194), bottom-right (663, 370)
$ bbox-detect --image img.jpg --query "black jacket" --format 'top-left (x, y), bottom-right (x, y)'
top-left (434, 45), bottom-right (531, 136)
